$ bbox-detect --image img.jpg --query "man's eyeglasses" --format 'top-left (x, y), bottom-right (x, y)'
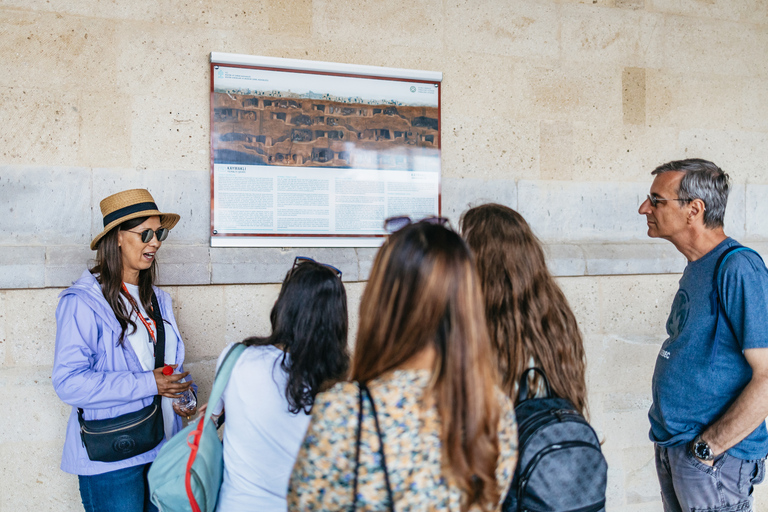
top-left (383, 215), bottom-right (450, 234)
top-left (125, 227), bottom-right (169, 243)
top-left (291, 256), bottom-right (342, 280)
top-left (646, 195), bottom-right (692, 208)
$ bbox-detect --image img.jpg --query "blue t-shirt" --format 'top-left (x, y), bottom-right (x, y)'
top-left (648, 238), bottom-right (768, 460)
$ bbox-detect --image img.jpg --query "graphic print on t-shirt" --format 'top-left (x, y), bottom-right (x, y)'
top-left (661, 289), bottom-right (689, 357)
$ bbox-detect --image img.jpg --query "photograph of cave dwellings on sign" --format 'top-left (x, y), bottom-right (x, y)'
top-left (212, 90), bottom-right (439, 170)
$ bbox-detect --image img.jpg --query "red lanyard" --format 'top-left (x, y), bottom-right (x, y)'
top-left (121, 283), bottom-right (156, 343)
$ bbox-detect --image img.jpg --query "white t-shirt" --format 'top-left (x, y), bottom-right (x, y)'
top-left (213, 344), bottom-right (311, 512)
top-left (121, 282), bottom-right (176, 440)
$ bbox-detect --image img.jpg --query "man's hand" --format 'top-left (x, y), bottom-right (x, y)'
top-left (701, 347), bottom-right (768, 455)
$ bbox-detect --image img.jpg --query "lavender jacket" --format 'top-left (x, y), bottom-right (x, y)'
top-left (52, 270), bottom-right (187, 475)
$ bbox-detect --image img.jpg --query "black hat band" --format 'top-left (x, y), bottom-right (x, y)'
top-left (103, 202), bottom-right (159, 227)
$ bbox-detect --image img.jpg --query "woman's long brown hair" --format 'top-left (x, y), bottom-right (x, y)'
top-left (90, 217), bottom-right (158, 344)
top-left (352, 222), bottom-right (501, 510)
top-left (461, 204), bottom-right (588, 416)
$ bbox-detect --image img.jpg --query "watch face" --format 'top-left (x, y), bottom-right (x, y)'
top-left (695, 441), bottom-right (713, 460)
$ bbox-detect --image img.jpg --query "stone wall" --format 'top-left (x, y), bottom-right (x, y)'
top-left (1, 0), bottom-right (767, 510)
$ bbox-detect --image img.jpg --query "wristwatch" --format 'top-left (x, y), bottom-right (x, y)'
top-left (691, 435), bottom-right (715, 461)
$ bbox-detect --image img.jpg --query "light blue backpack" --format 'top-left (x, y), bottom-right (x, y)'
top-left (148, 343), bottom-right (246, 512)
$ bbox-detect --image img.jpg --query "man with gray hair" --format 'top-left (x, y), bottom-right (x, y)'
top-left (639, 158), bottom-right (768, 511)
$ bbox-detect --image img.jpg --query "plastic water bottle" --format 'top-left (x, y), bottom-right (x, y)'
top-left (173, 374), bottom-right (197, 413)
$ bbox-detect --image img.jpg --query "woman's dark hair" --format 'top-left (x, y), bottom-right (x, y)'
top-left (90, 216), bottom-right (157, 345)
top-left (461, 204), bottom-right (588, 416)
top-left (244, 260), bottom-right (349, 414)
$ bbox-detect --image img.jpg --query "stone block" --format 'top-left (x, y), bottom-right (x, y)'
top-left (211, 247), bottom-right (295, 284)
top-left (516, 180), bottom-right (649, 243)
top-left (0, 246), bottom-right (46, 289)
top-left (0, 367), bottom-right (68, 443)
top-left (441, 54), bottom-right (520, 120)
top-left (512, 63), bottom-right (622, 123)
top-left (556, 275), bottom-right (600, 335)
top-left (600, 406), bottom-right (655, 452)
top-left (223, 283), bottom-right (281, 345)
top-left (600, 274), bottom-right (680, 340)
top-left (45, 245), bottom-right (94, 288)
top-left (440, 177), bottom-right (518, 228)
top-left (539, 121), bottom-right (574, 181)
top-left (442, 116), bottom-right (539, 180)
top-left (583, 242), bottom-right (686, 275)
top-left (155, 245), bottom-right (211, 286)
top-left (756, 484), bottom-right (768, 510)
top-left (313, 0), bottom-right (442, 45)
top-left (587, 333), bottom-right (661, 397)
top-left (647, 0), bottom-right (768, 25)
top-left (113, 21), bottom-right (211, 98)
top-left (173, 285), bottom-right (226, 362)
top-left (560, 5), bottom-right (664, 68)
top-left (0, 166), bottom-right (92, 246)
top-left (659, 16), bottom-right (768, 78)
top-left (211, 247), bottom-right (359, 284)
top-left (746, 185), bottom-right (768, 239)
top-left (441, 114), bottom-right (539, 181)
top-left (0, 292), bottom-right (6, 366)
top-left (0, 439), bottom-right (80, 511)
top-left (444, 0), bottom-right (559, 60)
top-left (130, 94), bottom-right (210, 172)
top-left (77, 91), bottom-right (132, 168)
top-left (677, 130), bottom-right (768, 184)
top-left (546, 244), bottom-right (587, 277)
top-left (144, 169), bottom-right (211, 245)
top-left (646, 70), bottom-right (759, 131)
top-left (571, 125), bottom-right (682, 182)
top-left (355, 248), bottom-right (379, 283)
top-left (621, 445), bottom-right (662, 505)
top-left (344, 282), bottom-right (366, 350)
top-left (723, 184), bottom-right (746, 241)
top-left (622, 68), bottom-right (646, 126)
top-left (4, 288), bottom-right (61, 367)
top-left (266, 0), bottom-right (311, 35)
top-left (183, 358), bottom-right (218, 409)
top-left (0, 87), bottom-right (81, 167)
top-left (0, 10), bottom-right (117, 92)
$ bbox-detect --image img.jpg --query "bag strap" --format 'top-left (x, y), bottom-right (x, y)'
top-left (517, 367), bottom-right (552, 403)
top-left (150, 292), bottom-right (166, 370)
top-left (184, 343), bottom-right (247, 512)
top-left (709, 245), bottom-right (764, 366)
top-left (350, 382), bottom-right (395, 512)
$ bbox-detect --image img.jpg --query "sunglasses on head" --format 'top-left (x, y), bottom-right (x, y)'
top-left (383, 215), bottom-right (450, 234)
top-left (124, 227), bottom-right (170, 243)
top-left (291, 256), bottom-right (343, 280)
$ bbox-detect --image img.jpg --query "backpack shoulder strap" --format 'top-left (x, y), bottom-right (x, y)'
top-left (709, 245), bottom-right (763, 365)
top-left (203, 343), bottom-right (247, 424)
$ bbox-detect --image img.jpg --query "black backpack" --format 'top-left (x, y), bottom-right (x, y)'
top-left (502, 368), bottom-right (607, 512)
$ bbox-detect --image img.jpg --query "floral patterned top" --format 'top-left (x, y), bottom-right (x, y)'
top-left (288, 370), bottom-right (518, 511)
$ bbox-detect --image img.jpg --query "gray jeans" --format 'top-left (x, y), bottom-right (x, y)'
top-left (655, 444), bottom-right (766, 512)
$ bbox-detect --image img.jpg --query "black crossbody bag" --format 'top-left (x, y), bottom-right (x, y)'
top-left (77, 293), bottom-right (166, 463)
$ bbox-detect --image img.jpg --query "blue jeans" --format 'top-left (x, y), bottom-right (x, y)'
top-left (655, 444), bottom-right (765, 511)
top-left (78, 463), bottom-right (158, 512)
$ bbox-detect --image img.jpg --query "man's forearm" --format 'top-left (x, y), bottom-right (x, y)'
top-left (703, 374), bottom-right (768, 455)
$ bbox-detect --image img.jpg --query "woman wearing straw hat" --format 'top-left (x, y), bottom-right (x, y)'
top-left (53, 189), bottom-right (196, 512)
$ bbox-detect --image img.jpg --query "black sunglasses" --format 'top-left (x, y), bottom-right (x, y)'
top-left (383, 215), bottom-right (450, 234)
top-left (125, 227), bottom-right (169, 243)
top-left (291, 256), bottom-right (342, 280)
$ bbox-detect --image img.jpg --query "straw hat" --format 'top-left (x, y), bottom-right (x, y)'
top-left (91, 189), bottom-right (180, 250)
